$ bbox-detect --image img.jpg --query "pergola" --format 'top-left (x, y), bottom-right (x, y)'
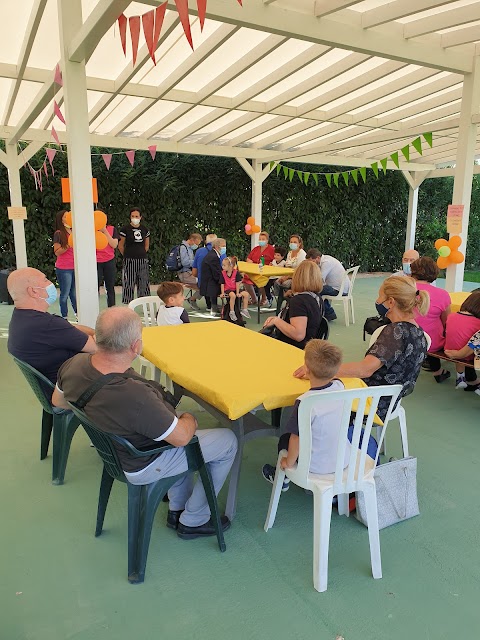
top-left (2, 0), bottom-right (480, 325)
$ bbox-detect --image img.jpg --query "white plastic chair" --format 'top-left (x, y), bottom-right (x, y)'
top-left (368, 327), bottom-right (431, 458)
top-left (128, 296), bottom-right (166, 385)
top-left (264, 384), bottom-right (403, 592)
top-left (323, 265), bottom-right (359, 327)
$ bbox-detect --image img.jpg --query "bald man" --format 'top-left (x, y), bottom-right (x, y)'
top-left (394, 249), bottom-right (420, 277)
top-left (7, 268), bottom-right (96, 383)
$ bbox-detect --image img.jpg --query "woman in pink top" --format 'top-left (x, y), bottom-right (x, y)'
top-left (53, 210), bottom-right (76, 320)
top-left (96, 223), bottom-right (119, 307)
top-left (411, 257), bottom-right (451, 383)
top-left (445, 291), bottom-right (480, 390)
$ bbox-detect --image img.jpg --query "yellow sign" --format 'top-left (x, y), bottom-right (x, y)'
top-left (7, 206), bottom-right (27, 220)
top-left (447, 204), bottom-right (463, 234)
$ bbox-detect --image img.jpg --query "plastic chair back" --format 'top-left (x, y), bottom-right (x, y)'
top-left (13, 357), bottom-right (54, 415)
top-left (128, 296), bottom-right (162, 327)
top-left (317, 316), bottom-right (329, 340)
top-left (369, 326), bottom-right (431, 351)
top-left (290, 384), bottom-right (402, 494)
top-left (341, 265), bottom-right (359, 297)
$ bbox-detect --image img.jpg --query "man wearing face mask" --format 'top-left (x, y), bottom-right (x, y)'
top-left (7, 268), bottom-right (96, 383)
top-left (200, 238), bottom-right (226, 317)
top-left (178, 232), bottom-right (203, 311)
top-left (394, 249), bottom-right (420, 277)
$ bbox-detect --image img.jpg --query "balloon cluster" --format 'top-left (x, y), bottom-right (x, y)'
top-left (434, 235), bottom-right (464, 269)
top-left (65, 210), bottom-right (109, 250)
top-left (244, 216), bottom-right (261, 236)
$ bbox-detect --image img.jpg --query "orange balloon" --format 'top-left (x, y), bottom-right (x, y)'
top-left (94, 210), bottom-right (107, 231)
top-left (450, 250), bottom-right (464, 264)
top-left (67, 234), bottom-right (74, 248)
top-left (436, 256), bottom-right (450, 269)
top-left (434, 238), bottom-right (448, 250)
top-left (252, 224), bottom-right (261, 233)
top-left (449, 235), bottom-right (462, 249)
top-left (95, 230), bottom-right (108, 250)
top-left (247, 216), bottom-right (255, 226)
top-left (63, 211), bottom-right (72, 228)
top-left (246, 229), bottom-right (253, 235)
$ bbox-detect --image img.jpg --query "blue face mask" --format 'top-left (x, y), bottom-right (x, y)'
top-left (258, 240), bottom-right (267, 247)
top-left (402, 262), bottom-right (411, 275)
top-left (289, 242), bottom-right (298, 251)
top-left (375, 300), bottom-right (389, 317)
top-left (35, 283), bottom-right (57, 306)
top-left (191, 244), bottom-right (198, 251)
top-left (220, 246), bottom-right (227, 255)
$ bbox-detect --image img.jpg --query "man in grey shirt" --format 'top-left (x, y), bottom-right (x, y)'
top-left (306, 249), bottom-right (349, 321)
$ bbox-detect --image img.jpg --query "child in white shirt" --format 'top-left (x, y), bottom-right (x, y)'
top-left (265, 246), bottom-right (287, 306)
top-left (156, 282), bottom-right (190, 326)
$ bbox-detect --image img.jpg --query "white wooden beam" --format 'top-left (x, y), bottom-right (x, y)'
top-left (0, 149), bottom-right (7, 167)
top-left (404, 5), bottom-right (480, 40)
top-left (362, 0), bottom-right (459, 30)
top-left (236, 157), bottom-right (255, 181)
top-left (428, 166), bottom-right (480, 177)
top-left (5, 144), bottom-right (28, 268)
top-left (442, 25), bottom-right (480, 49)
top-left (7, 76), bottom-right (59, 145)
top-left (314, 0), bottom-right (364, 18)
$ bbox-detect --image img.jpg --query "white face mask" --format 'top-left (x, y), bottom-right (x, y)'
top-left (131, 218), bottom-right (140, 226)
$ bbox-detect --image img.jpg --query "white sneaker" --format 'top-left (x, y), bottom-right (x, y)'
top-left (229, 310), bottom-right (238, 321)
top-left (475, 388), bottom-right (480, 397)
top-left (240, 309), bottom-right (250, 319)
top-left (456, 376), bottom-right (467, 389)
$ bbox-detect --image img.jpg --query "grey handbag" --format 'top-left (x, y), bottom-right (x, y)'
top-left (356, 457), bottom-right (419, 530)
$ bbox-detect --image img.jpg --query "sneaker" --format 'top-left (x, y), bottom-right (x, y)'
top-left (266, 299), bottom-right (273, 308)
top-left (464, 383), bottom-right (480, 392)
top-left (262, 464), bottom-right (290, 492)
top-left (475, 389), bottom-right (480, 397)
top-left (240, 309), bottom-right (251, 319)
top-left (434, 370), bottom-right (451, 384)
top-left (229, 310), bottom-right (238, 321)
top-left (210, 309), bottom-right (220, 318)
top-left (456, 376), bottom-right (467, 389)
top-left (187, 298), bottom-right (200, 311)
top-left (325, 312), bottom-right (337, 321)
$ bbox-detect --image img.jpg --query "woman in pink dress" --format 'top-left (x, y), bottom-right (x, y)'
top-left (411, 257), bottom-right (451, 383)
top-left (53, 210), bottom-right (76, 320)
top-left (444, 291), bottom-right (480, 390)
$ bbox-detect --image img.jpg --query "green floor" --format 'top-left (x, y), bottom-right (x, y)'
top-left (2, 278), bottom-right (480, 640)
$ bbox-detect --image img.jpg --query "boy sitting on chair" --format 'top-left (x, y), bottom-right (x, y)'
top-left (262, 339), bottom-right (349, 492)
top-left (156, 282), bottom-right (190, 326)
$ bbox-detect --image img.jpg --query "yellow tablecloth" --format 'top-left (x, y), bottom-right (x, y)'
top-left (142, 322), bottom-right (377, 422)
top-left (450, 291), bottom-right (471, 313)
top-left (237, 261), bottom-right (294, 288)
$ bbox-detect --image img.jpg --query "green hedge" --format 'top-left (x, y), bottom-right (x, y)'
top-left (1, 148), bottom-right (479, 283)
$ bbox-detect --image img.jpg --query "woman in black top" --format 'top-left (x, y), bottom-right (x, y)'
top-left (263, 260), bottom-right (323, 349)
top-left (119, 208), bottom-right (150, 304)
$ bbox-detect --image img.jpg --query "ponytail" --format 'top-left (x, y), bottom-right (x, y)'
top-left (415, 289), bottom-right (429, 316)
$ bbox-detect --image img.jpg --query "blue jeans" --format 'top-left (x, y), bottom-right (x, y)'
top-left (56, 268), bottom-right (77, 318)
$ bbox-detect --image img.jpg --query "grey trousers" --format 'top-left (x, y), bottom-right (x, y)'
top-left (124, 429), bottom-right (238, 527)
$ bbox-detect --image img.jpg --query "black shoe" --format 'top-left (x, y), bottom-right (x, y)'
top-left (166, 510), bottom-right (183, 530)
top-left (434, 370), bottom-right (451, 384)
top-left (464, 383), bottom-right (480, 392)
top-left (325, 312), bottom-right (337, 321)
top-left (177, 516), bottom-right (230, 540)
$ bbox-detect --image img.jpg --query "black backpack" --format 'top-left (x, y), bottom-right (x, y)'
top-left (165, 245), bottom-right (183, 271)
top-left (363, 315), bottom-right (391, 341)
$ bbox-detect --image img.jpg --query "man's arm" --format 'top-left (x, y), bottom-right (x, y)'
top-left (52, 384), bottom-right (69, 409)
top-left (163, 412), bottom-right (197, 447)
top-left (76, 324), bottom-right (95, 336)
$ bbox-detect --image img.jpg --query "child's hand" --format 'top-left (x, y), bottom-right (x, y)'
top-left (280, 457), bottom-right (289, 470)
top-left (293, 364), bottom-right (307, 379)
top-left (220, 293), bottom-right (225, 298)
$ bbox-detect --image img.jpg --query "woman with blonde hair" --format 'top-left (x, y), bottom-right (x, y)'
top-left (262, 260), bottom-right (323, 349)
top-left (294, 275), bottom-right (429, 421)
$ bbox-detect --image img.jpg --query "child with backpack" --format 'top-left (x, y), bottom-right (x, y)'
top-left (220, 256), bottom-right (250, 322)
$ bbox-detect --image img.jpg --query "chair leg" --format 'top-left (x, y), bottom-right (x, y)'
top-left (398, 405), bottom-right (409, 458)
top-left (198, 462), bottom-right (226, 552)
top-left (313, 488), bottom-right (333, 592)
top-left (363, 483), bottom-right (382, 580)
top-left (350, 297), bottom-right (355, 325)
top-left (344, 298), bottom-right (349, 327)
top-left (95, 467), bottom-right (115, 537)
top-left (41, 410), bottom-right (53, 460)
top-left (337, 493), bottom-right (350, 517)
top-left (264, 453), bottom-right (286, 532)
top-left (376, 425), bottom-right (387, 457)
top-left (51, 414), bottom-right (80, 485)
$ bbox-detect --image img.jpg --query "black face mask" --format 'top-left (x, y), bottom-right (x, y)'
top-left (375, 300), bottom-right (389, 317)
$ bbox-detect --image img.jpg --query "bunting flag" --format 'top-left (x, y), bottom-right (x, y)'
top-left (43, 161), bottom-right (49, 182)
top-left (54, 64), bottom-right (63, 87)
top-left (125, 150), bottom-right (136, 166)
top-left (390, 151), bottom-right (399, 168)
top-left (148, 144), bottom-right (157, 160)
top-left (53, 100), bottom-right (66, 125)
top-left (423, 132), bottom-right (433, 148)
top-left (102, 153), bottom-right (113, 170)
top-left (359, 166), bottom-right (367, 183)
top-left (37, 169), bottom-right (43, 192)
top-left (380, 157), bottom-right (388, 174)
top-left (197, 0), bottom-right (207, 30)
top-left (174, 0), bottom-right (194, 49)
top-left (412, 137), bottom-right (422, 155)
top-left (351, 169), bottom-right (358, 185)
top-left (154, 4), bottom-right (167, 51)
top-left (46, 148), bottom-right (57, 175)
top-left (401, 144), bottom-right (410, 162)
top-left (142, 10), bottom-right (156, 64)
top-left (325, 174), bottom-right (332, 187)
top-left (342, 171), bottom-right (349, 186)
top-left (129, 16), bottom-right (141, 66)
top-left (118, 14), bottom-right (128, 56)
top-left (51, 126), bottom-right (60, 145)
top-left (371, 162), bottom-right (379, 178)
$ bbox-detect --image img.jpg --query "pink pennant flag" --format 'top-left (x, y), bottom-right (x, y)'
top-left (197, 0), bottom-right (207, 30)
top-left (142, 9), bottom-right (156, 64)
top-left (46, 148), bottom-right (57, 175)
top-left (129, 16), bottom-right (141, 65)
top-left (38, 169), bottom-right (43, 192)
top-left (30, 166), bottom-right (38, 190)
top-left (43, 161), bottom-right (49, 182)
top-left (174, 0), bottom-right (194, 49)
top-left (148, 145), bottom-right (157, 160)
top-left (53, 100), bottom-right (66, 125)
top-left (54, 63), bottom-right (63, 87)
top-left (118, 14), bottom-right (128, 56)
top-left (51, 126), bottom-right (60, 145)
top-left (153, 3), bottom-right (167, 55)
top-left (237, 0), bottom-right (242, 5)
top-left (125, 150), bottom-right (135, 166)
top-left (102, 153), bottom-right (113, 170)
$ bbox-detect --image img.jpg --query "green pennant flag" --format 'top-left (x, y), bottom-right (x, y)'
top-left (401, 145), bottom-right (410, 162)
top-left (289, 168), bottom-right (295, 182)
top-left (269, 161), bottom-right (275, 171)
top-left (276, 164), bottom-right (282, 176)
top-left (342, 171), bottom-right (349, 186)
top-left (371, 162), bottom-right (379, 178)
top-left (325, 174), bottom-right (332, 187)
top-left (283, 166), bottom-right (288, 179)
top-left (380, 158), bottom-right (388, 174)
top-left (297, 170), bottom-right (304, 183)
top-left (333, 173), bottom-right (339, 188)
top-left (304, 171), bottom-right (310, 185)
top-left (359, 166), bottom-right (367, 183)
top-left (312, 173), bottom-right (318, 186)
top-left (412, 137), bottom-right (423, 155)
top-left (423, 132), bottom-right (433, 148)
top-left (351, 169), bottom-right (359, 185)
top-left (390, 151), bottom-right (400, 168)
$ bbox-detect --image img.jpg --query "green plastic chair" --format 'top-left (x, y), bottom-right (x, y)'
top-left (68, 401), bottom-right (226, 584)
top-left (12, 357), bottom-right (81, 485)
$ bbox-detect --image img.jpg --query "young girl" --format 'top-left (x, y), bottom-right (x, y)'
top-left (53, 210), bottom-right (77, 320)
top-left (445, 291), bottom-right (480, 390)
top-left (220, 256), bottom-right (250, 321)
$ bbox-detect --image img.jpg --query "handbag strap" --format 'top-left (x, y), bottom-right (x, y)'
top-left (75, 371), bottom-right (172, 409)
top-left (376, 464), bottom-right (409, 520)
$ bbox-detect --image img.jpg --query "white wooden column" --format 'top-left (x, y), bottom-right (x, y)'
top-left (402, 170), bottom-right (430, 252)
top-left (237, 159), bottom-right (276, 250)
top-left (5, 144), bottom-right (28, 268)
top-left (58, 0), bottom-right (98, 326)
top-left (446, 57), bottom-right (480, 292)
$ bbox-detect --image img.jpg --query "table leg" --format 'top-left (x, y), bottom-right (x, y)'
top-left (271, 407), bottom-right (282, 428)
top-left (225, 417), bottom-right (244, 522)
top-left (257, 297), bottom-right (261, 324)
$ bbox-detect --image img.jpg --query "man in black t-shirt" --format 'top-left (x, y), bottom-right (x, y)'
top-left (7, 268), bottom-right (96, 383)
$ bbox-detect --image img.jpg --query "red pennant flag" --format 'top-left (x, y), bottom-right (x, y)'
top-left (118, 14), bottom-right (128, 56)
top-left (197, 0), bottom-right (207, 30)
top-left (237, 0), bottom-right (242, 5)
top-left (148, 145), bottom-right (157, 160)
top-left (51, 126), bottom-right (60, 145)
top-left (125, 150), bottom-right (135, 166)
top-left (102, 153), bottom-right (112, 170)
top-left (46, 148), bottom-right (56, 175)
top-left (129, 16), bottom-right (141, 65)
top-left (53, 100), bottom-right (66, 125)
top-left (54, 64), bottom-right (63, 87)
top-left (174, 0), bottom-right (193, 49)
top-left (154, 3), bottom-right (167, 55)
top-left (142, 9), bottom-right (156, 64)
